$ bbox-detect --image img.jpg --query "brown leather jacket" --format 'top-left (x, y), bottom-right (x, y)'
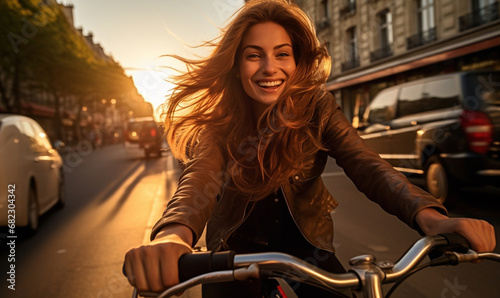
top-left (151, 92), bottom-right (447, 252)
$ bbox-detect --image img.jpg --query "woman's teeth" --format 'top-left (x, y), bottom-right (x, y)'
top-left (258, 80), bottom-right (283, 87)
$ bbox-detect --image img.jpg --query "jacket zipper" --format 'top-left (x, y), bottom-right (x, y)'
top-left (217, 197), bottom-right (256, 252)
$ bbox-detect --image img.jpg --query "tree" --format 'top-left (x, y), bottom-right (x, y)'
top-left (0, 0), bottom-right (149, 140)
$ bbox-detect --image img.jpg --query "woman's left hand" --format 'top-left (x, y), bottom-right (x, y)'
top-left (415, 208), bottom-right (496, 253)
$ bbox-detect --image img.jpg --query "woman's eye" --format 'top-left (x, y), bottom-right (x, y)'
top-left (277, 52), bottom-right (290, 57)
top-left (247, 53), bottom-right (260, 59)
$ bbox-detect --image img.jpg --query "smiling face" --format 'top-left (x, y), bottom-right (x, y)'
top-left (239, 22), bottom-right (296, 116)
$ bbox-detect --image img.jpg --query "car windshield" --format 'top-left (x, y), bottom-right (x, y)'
top-left (128, 122), bottom-right (142, 131)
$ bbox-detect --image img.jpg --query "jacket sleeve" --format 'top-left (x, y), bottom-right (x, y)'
top-left (150, 133), bottom-right (226, 244)
top-left (320, 93), bottom-right (447, 233)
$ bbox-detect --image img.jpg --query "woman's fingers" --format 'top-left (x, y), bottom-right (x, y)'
top-left (124, 234), bottom-right (193, 293)
top-left (125, 247), bottom-right (150, 291)
top-left (160, 249), bottom-right (180, 288)
top-left (142, 247), bottom-right (165, 293)
top-left (458, 219), bottom-right (496, 252)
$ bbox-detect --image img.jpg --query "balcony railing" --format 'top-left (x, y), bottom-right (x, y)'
top-left (316, 18), bottom-right (331, 32)
top-left (341, 56), bottom-right (360, 71)
top-left (370, 44), bottom-right (393, 62)
top-left (407, 27), bottom-right (436, 50)
top-left (340, 2), bottom-right (356, 17)
top-left (459, 2), bottom-right (499, 31)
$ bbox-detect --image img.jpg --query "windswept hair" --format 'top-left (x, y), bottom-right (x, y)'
top-left (161, 0), bottom-right (331, 196)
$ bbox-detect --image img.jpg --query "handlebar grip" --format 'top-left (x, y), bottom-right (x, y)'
top-left (429, 233), bottom-right (471, 263)
top-left (438, 233), bottom-right (471, 252)
top-left (178, 250), bottom-right (236, 282)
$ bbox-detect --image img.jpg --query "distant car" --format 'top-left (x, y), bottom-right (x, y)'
top-left (0, 114), bottom-right (65, 233)
top-left (124, 117), bottom-right (164, 158)
top-left (357, 71), bottom-right (500, 204)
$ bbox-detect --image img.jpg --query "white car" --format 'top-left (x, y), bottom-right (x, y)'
top-left (0, 114), bottom-right (65, 233)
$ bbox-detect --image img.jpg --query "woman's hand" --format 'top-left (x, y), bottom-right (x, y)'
top-left (415, 208), bottom-right (496, 252)
top-left (124, 224), bottom-right (193, 293)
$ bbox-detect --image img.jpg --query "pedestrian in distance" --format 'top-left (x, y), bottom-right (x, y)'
top-left (124, 1), bottom-right (496, 297)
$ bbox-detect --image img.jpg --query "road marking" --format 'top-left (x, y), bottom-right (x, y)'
top-left (142, 160), bottom-right (168, 244)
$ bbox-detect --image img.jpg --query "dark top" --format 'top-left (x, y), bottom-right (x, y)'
top-left (227, 190), bottom-right (311, 254)
top-left (226, 190), bottom-right (345, 274)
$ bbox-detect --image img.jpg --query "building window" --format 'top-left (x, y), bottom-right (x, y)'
top-left (342, 27), bottom-right (359, 71)
top-left (459, 0), bottom-right (499, 31)
top-left (407, 0), bottom-right (436, 49)
top-left (321, 0), bottom-right (329, 20)
top-left (417, 0), bottom-right (435, 33)
top-left (316, 0), bottom-right (331, 32)
top-left (340, 0), bottom-right (356, 17)
top-left (371, 9), bottom-right (393, 62)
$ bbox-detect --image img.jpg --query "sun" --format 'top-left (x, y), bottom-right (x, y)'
top-left (127, 68), bottom-right (176, 120)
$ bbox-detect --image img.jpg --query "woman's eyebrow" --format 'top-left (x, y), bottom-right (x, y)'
top-left (242, 43), bottom-right (293, 51)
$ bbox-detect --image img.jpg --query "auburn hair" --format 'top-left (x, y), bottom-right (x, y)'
top-left (161, 0), bottom-right (331, 196)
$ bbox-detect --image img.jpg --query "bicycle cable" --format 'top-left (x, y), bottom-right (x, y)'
top-left (384, 262), bottom-right (431, 298)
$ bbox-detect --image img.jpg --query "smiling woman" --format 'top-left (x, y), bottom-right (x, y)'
top-left (123, 1), bottom-right (496, 297)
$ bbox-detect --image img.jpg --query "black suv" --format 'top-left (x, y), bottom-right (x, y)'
top-left (125, 117), bottom-right (164, 158)
top-left (357, 71), bottom-right (500, 203)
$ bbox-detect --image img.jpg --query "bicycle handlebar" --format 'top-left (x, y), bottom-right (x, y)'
top-left (127, 233), bottom-right (499, 298)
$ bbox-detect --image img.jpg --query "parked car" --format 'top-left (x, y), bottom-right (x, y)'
top-left (356, 71), bottom-right (500, 204)
top-left (124, 117), bottom-right (164, 158)
top-left (0, 114), bottom-right (65, 233)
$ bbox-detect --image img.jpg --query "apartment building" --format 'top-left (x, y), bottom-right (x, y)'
top-left (297, 0), bottom-right (500, 123)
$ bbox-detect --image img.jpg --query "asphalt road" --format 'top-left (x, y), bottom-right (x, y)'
top-left (0, 144), bottom-right (498, 297)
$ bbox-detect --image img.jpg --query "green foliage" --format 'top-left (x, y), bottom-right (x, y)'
top-left (0, 0), bottom-right (146, 116)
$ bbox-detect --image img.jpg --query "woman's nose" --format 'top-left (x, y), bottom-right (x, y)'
top-left (261, 58), bottom-right (277, 75)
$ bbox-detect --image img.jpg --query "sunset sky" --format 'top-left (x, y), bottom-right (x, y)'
top-left (64, 0), bottom-right (244, 115)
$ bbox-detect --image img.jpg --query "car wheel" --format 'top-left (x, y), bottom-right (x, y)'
top-left (424, 156), bottom-right (456, 205)
top-left (56, 171), bottom-right (66, 209)
top-left (27, 186), bottom-right (39, 233)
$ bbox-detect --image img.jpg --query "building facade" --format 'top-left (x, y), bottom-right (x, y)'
top-left (297, 0), bottom-right (500, 124)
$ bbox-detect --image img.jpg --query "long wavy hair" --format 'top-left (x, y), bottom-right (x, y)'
top-left (161, 0), bottom-right (331, 196)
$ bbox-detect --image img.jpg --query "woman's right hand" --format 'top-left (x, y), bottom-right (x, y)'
top-left (124, 224), bottom-right (194, 293)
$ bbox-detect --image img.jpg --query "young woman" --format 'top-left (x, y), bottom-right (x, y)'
top-left (124, 1), bottom-right (496, 297)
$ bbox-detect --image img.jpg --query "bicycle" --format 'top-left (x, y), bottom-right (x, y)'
top-left (125, 233), bottom-right (500, 298)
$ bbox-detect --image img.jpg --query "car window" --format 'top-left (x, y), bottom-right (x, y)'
top-left (422, 78), bottom-right (460, 111)
top-left (397, 84), bottom-right (423, 117)
top-left (365, 88), bottom-right (398, 124)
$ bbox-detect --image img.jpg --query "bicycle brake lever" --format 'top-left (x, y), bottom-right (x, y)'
top-left (430, 250), bottom-right (479, 266)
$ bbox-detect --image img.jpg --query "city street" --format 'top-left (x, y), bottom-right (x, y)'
top-left (1, 144), bottom-right (499, 297)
